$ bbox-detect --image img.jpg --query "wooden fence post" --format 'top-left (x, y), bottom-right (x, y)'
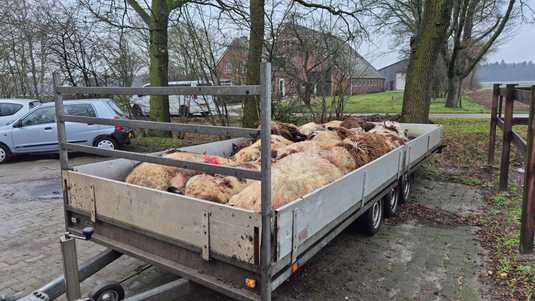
top-left (499, 84), bottom-right (516, 191)
top-left (488, 84), bottom-right (500, 165)
top-left (520, 86), bottom-right (535, 253)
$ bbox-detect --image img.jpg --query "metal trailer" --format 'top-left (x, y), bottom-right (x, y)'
top-left (15, 63), bottom-right (443, 301)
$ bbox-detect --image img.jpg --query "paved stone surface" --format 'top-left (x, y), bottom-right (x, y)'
top-left (411, 178), bottom-right (484, 216)
top-left (0, 155), bottom-right (175, 299)
top-left (1, 155), bottom-right (488, 300)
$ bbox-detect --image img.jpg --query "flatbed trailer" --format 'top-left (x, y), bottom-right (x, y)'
top-left (15, 63), bottom-right (443, 301)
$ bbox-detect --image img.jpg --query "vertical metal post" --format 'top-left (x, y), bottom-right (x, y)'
top-left (498, 94), bottom-right (503, 118)
top-left (520, 86), bottom-right (535, 253)
top-left (54, 79), bottom-right (69, 171)
top-left (488, 84), bottom-right (500, 165)
top-left (259, 63), bottom-right (272, 301)
top-left (60, 235), bottom-right (81, 300)
top-left (499, 84), bottom-right (516, 191)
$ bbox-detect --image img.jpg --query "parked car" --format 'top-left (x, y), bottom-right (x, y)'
top-left (0, 99), bottom-right (131, 163)
top-left (130, 81), bottom-right (216, 117)
top-left (0, 99), bottom-right (42, 126)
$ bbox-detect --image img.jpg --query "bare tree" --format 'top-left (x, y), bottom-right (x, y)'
top-left (444, 0), bottom-right (515, 107)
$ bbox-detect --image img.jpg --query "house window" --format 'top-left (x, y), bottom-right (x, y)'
top-left (224, 62), bottom-right (232, 74)
top-left (279, 79), bottom-right (286, 97)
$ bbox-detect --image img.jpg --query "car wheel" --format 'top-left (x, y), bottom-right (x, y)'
top-left (383, 185), bottom-right (400, 218)
top-left (356, 198), bottom-right (383, 236)
top-left (94, 137), bottom-right (117, 150)
top-left (0, 144), bottom-right (10, 163)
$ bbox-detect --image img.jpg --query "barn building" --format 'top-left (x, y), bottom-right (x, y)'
top-left (378, 59), bottom-right (409, 91)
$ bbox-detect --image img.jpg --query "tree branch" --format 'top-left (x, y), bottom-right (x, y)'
top-left (463, 0), bottom-right (515, 77)
top-left (126, 0), bottom-right (150, 24)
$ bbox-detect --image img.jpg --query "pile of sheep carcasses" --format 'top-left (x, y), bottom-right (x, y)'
top-left (125, 117), bottom-right (409, 212)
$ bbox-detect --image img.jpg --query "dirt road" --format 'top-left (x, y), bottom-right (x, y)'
top-left (0, 155), bottom-right (488, 300)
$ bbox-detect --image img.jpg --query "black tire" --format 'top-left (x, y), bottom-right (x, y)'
top-left (0, 144), bottom-right (10, 164)
top-left (399, 174), bottom-right (413, 203)
top-left (131, 104), bottom-right (143, 117)
top-left (383, 185), bottom-right (400, 218)
top-left (357, 198), bottom-right (384, 236)
top-left (88, 281), bottom-right (125, 301)
top-left (94, 136), bottom-right (117, 150)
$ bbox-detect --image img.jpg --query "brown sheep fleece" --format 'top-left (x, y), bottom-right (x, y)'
top-left (341, 132), bottom-right (393, 161)
top-left (340, 116), bottom-right (375, 131)
top-left (270, 121), bottom-right (307, 142)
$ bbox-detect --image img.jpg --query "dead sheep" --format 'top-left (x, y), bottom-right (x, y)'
top-left (184, 162), bottom-right (259, 204)
top-left (270, 121), bottom-right (307, 142)
top-left (368, 121), bottom-right (408, 149)
top-left (323, 120), bottom-right (343, 129)
top-left (232, 135), bottom-right (293, 163)
top-left (228, 152), bottom-right (343, 211)
top-left (298, 122), bottom-right (325, 137)
top-left (125, 152), bottom-right (230, 193)
top-left (275, 140), bottom-right (323, 159)
top-left (340, 116), bottom-right (375, 131)
top-left (340, 132), bottom-right (394, 161)
top-left (309, 130), bottom-right (342, 147)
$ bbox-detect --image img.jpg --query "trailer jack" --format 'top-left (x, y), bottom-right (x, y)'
top-left (11, 227), bottom-right (122, 301)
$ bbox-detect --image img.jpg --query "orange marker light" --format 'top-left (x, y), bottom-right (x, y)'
top-left (291, 262), bottom-right (299, 273)
top-left (245, 278), bottom-right (256, 289)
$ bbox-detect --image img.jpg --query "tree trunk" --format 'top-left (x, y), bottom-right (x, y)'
top-left (148, 0), bottom-right (171, 135)
top-left (401, 0), bottom-right (453, 123)
top-left (243, 0), bottom-right (264, 128)
top-left (445, 75), bottom-right (462, 107)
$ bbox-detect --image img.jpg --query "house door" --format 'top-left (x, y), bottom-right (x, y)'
top-left (395, 73), bottom-right (406, 90)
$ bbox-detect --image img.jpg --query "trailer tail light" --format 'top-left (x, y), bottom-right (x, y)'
top-left (291, 262), bottom-right (299, 273)
top-left (114, 116), bottom-right (124, 131)
top-left (245, 278), bottom-right (256, 289)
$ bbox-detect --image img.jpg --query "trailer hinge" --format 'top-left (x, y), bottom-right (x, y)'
top-left (89, 185), bottom-right (97, 223)
top-left (201, 210), bottom-right (211, 261)
top-left (291, 208), bottom-right (300, 263)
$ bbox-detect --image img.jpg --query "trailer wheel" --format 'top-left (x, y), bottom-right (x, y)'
top-left (357, 198), bottom-right (383, 236)
top-left (383, 186), bottom-right (400, 218)
top-left (400, 174), bottom-right (414, 203)
top-left (88, 281), bottom-right (125, 301)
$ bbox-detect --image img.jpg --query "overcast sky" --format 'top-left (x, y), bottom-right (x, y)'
top-left (360, 3), bottom-right (535, 69)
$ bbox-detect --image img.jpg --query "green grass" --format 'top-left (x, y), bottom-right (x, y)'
top-left (308, 91), bottom-right (489, 114)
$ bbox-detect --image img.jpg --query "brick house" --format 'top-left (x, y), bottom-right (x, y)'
top-left (215, 24), bottom-right (385, 100)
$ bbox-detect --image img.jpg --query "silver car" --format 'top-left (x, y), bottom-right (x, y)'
top-left (0, 99), bottom-right (42, 126)
top-left (0, 99), bottom-right (131, 163)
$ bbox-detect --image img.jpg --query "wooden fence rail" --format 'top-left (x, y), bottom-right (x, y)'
top-left (488, 84), bottom-right (535, 253)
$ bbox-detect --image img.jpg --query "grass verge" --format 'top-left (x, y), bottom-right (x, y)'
top-left (303, 91), bottom-right (489, 114)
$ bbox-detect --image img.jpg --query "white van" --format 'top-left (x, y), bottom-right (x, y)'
top-left (130, 81), bottom-right (216, 117)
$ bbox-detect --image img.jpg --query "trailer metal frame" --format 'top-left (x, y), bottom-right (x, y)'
top-left (42, 62), bottom-right (443, 301)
